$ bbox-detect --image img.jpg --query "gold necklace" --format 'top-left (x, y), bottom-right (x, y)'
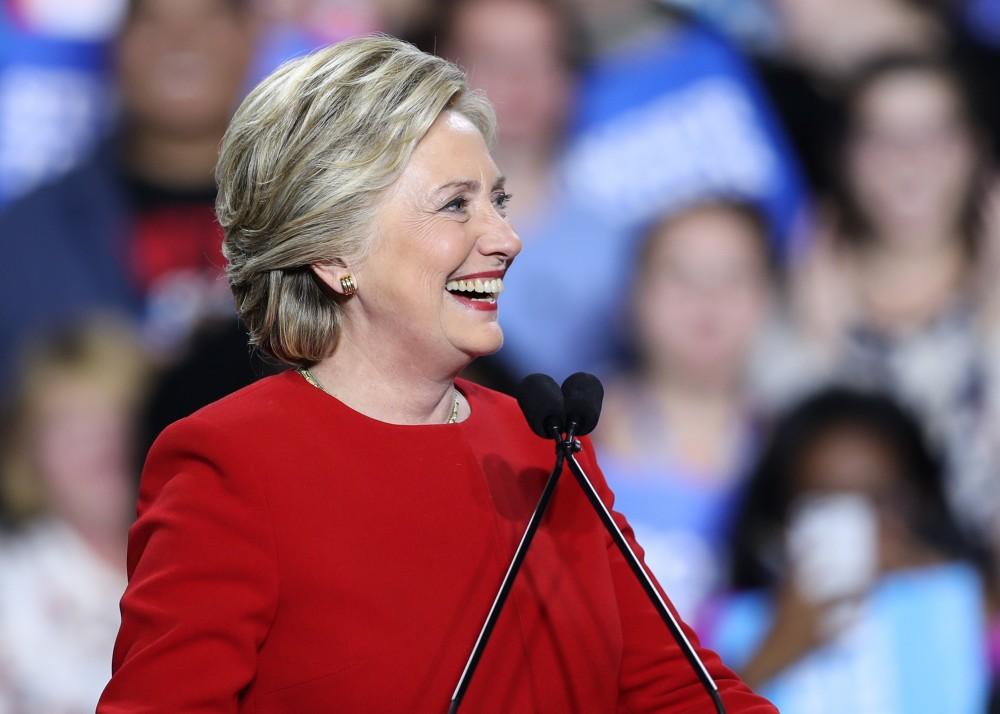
top-left (298, 368), bottom-right (461, 424)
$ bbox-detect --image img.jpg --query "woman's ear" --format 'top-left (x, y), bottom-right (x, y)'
top-left (311, 262), bottom-right (354, 296)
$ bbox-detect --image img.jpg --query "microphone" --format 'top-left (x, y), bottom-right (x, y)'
top-left (561, 372), bottom-right (603, 439)
top-left (515, 373), bottom-right (566, 439)
top-left (449, 375), bottom-right (567, 713)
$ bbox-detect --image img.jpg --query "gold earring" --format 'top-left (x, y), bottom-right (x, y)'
top-left (340, 274), bottom-right (357, 297)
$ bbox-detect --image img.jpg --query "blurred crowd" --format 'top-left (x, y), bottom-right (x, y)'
top-left (2, 0), bottom-right (1000, 711)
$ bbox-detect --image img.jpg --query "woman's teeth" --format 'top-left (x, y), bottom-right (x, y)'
top-left (445, 278), bottom-right (504, 297)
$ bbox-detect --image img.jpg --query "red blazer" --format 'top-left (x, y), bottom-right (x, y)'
top-left (99, 371), bottom-right (775, 713)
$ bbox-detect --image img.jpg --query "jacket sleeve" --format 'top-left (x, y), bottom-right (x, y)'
top-left (98, 413), bottom-right (279, 713)
top-left (576, 438), bottom-right (777, 713)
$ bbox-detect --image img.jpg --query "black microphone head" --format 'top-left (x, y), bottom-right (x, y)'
top-left (515, 374), bottom-right (566, 439)
top-left (561, 372), bottom-right (604, 436)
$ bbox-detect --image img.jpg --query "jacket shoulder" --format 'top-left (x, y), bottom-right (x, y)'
top-left (139, 374), bottom-right (299, 508)
top-left (177, 371), bottom-right (300, 434)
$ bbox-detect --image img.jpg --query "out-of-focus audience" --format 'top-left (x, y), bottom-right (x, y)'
top-left (0, 319), bottom-right (147, 712)
top-left (2, 0), bottom-right (1000, 710)
top-left (757, 52), bottom-right (1000, 538)
top-left (751, 0), bottom-right (1000, 195)
top-left (705, 387), bottom-right (993, 712)
top-left (0, 0), bottom-right (256, 394)
top-left (593, 198), bottom-right (773, 619)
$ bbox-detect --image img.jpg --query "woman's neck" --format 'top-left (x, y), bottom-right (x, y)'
top-left (640, 370), bottom-right (747, 477)
top-left (122, 125), bottom-right (224, 189)
top-left (307, 331), bottom-right (463, 425)
top-left (650, 372), bottom-right (743, 429)
top-left (63, 517), bottom-right (128, 573)
top-left (857, 232), bottom-right (968, 332)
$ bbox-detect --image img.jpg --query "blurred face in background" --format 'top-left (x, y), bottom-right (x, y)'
top-left (632, 204), bottom-right (771, 388)
top-left (116, 0), bottom-right (256, 137)
top-left (445, 0), bottom-right (574, 152)
top-left (772, 0), bottom-right (849, 48)
top-left (793, 426), bottom-right (916, 571)
top-left (770, 0), bottom-right (937, 71)
top-left (30, 376), bottom-right (136, 537)
top-left (846, 68), bottom-right (978, 245)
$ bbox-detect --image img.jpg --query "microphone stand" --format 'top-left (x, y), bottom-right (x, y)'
top-left (561, 439), bottom-right (727, 714)
top-left (448, 425), bottom-right (564, 714)
top-left (449, 428), bottom-right (727, 714)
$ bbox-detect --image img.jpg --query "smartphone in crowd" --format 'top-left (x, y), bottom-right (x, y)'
top-left (786, 492), bottom-right (878, 632)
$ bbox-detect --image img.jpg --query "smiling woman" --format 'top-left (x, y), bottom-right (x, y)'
top-left (97, 35), bottom-right (775, 713)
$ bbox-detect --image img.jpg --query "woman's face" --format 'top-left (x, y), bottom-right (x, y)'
top-left (31, 377), bottom-right (135, 535)
top-left (117, 0), bottom-right (255, 136)
top-left (847, 70), bottom-right (977, 242)
top-left (633, 206), bottom-right (769, 385)
top-left (794, 427), bottom-right (915, 569)
top-left (446, 0), bottom-right (573, 151)
top-left (351, 111), bottom-right (521, 373)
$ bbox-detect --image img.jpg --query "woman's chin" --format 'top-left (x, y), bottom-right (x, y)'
top-left (452, 326), bottom-right (504, 359)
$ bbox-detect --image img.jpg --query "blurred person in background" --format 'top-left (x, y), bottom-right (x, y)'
top-left (0, 319), bottom-right (148, 713)
top-left (0, 0), bottom-right (257, 396)
top-left (706, 387), bottom-right (993, 713)
top-left (754, 0), bottom-right (1000, 195)
top-left (593, 198), bottom-right (774, 622)
top-left (756, 52), bottom-right (1000, 541)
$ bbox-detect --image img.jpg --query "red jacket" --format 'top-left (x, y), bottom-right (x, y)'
top-left (99, 371), bottom-right (775, 712)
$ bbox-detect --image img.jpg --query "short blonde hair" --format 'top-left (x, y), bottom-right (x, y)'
top-left (216, 34), bottom-right (496, 367)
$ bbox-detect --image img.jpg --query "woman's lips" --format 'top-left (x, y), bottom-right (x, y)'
top-left (447, 292), bottom-right (498, 312)
top-left (449, 270), bottom-right (505, 281)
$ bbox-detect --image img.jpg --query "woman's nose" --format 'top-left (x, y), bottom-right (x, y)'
top-left (478, 216), bottom-right (522, 262)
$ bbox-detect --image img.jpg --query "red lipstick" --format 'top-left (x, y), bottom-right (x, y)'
top-left (449, 269), bottom-right (505, 281)
top-left (449, 294), bottom-right (498, 311)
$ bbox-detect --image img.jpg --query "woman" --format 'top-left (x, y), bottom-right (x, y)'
top-left (0, 319), bottom-right (147, 712)
top-left (97, 36), bottom-right (773, 712)
top-left (415, 0), bottom-right (585, 393)
top-left (595, 199), bottom-right (773, 622)
top-left (707, 387), bottom-right (991, 713)
top-left (759, 52), bottom-right (999, 536)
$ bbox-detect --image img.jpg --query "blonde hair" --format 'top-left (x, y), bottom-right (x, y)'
top-left (216, 34), bottom-right (496, 367)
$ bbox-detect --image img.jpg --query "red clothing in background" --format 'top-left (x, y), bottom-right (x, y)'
top-left (128, 203), bottom-right (224, 294)
top-left (99, 371), bottom-right (775, 712)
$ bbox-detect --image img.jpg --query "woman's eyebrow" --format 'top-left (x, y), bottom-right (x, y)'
top-left (436, 179), bottom-right (479, 193)
top-left (434, 176), bottom-right (507, 194)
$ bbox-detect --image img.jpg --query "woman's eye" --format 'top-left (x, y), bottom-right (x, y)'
top-left (442, 196), bottom-right (469, 212)
top-left (493, 192), bottom-right (513, 212)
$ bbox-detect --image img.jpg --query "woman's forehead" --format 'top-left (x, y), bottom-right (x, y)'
top-left (404, 111), bottom-right (500, 185)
